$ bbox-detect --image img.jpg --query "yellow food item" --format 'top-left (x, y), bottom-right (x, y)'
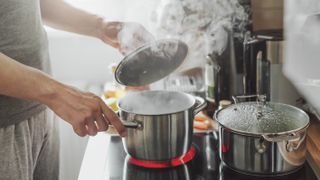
top-left (115, 89), bottom-right (126, 98)
top-left (104, 90), bottom-right (117, 98)
top-left (103, 97), bottom-right (118, 112)
top-left (104, 89), bottom-right (126, 99)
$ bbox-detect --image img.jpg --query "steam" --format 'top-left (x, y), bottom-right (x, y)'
top-left (118, 91), bottom-right (194, 115)
top-left (116, 0), bottom-right (249, 71)
top-left (151, 0), bottom-right (250, 70)
top-left (114, 1), bottom-right (250, 114)
top-left (117, 23), bottom-right (155, 55)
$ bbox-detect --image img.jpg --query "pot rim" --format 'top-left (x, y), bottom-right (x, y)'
top-left (118, 108), bottom-right (189, 116)
top-left (118, 90), bottom-right (196, 116)
top-left (214, 102), bottom-right (310, 137)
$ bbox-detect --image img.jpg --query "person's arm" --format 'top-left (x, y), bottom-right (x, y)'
top-left (0, 53), bottom-right (126, 137)
top-left (40, 0), bottom-right (154, 53)
top-left (40, 0), bottom-right (105, 40)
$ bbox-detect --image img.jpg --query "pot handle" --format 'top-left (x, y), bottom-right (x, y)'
top-left (104, 121), bottom-right (142, 136)
top-left (232, 94), bottom-right (266, 104)
top-left (104, 112), bottom-right (142, 135)
top-left (262, 132), bottom-right (301, 142)
top-left (193, 96), bottom-right (207, 115)
top-left (262, 132), bottom-right (306, 152)
top-left (121, 120), bottom-right (143, 129)
top-left (115, 111), bottom-right (143, 129)
top-left (286, 133), bottom-right (306, 152)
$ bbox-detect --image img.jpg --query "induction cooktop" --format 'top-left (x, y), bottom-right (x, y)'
top-left (101, 132), bottom-right (318, 180)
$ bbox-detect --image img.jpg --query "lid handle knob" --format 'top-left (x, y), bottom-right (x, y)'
top-left (232, 94), bottom-right (267, 104)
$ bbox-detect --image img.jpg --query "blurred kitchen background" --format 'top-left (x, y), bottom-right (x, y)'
top-left (46, 0), bottom-right (320, 179)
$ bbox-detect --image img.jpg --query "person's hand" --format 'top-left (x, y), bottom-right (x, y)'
top-left (43, 83), bottom-right (126, 137)
top-left (96, 21), bottom-right (154, 54)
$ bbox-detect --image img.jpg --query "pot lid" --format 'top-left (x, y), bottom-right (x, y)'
top-left (115, 39), bottom-right (188, 86)
top-left (216, 102), bottom-right (309, 135)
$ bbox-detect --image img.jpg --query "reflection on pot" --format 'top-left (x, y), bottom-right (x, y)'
top-left (123, 156), bottom-right (191, 180)
top-left (192, 133), bottom-right (219, 172)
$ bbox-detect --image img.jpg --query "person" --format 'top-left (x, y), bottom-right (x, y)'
top-left (0, 0), bottom-right (153, 179)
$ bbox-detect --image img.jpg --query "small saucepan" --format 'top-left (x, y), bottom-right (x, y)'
top-left (118, 90), bottom-right (206, 161)
top-left (111, 39), bottom-right (202, 161)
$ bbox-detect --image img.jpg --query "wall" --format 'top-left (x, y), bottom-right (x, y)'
top-left (48, 31), bottom-right (121, 83)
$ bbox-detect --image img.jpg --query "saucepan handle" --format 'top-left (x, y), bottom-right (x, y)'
top-left (262, 132), bottom-right (301, 142)
top-left (121, 120), bottom-right (142, 129)
top-left (104, 112), bottom-right (142, 135)
top-left (115, 111), bottom-right (143, 129)
top-left (105, 120), bottom-right (142, 135)
top-left (232, 94), bottom-right (266, 104)
top-left (193, 96), bottom-right (207, 115)
top-left (262, 131), bottom-right (306, 152)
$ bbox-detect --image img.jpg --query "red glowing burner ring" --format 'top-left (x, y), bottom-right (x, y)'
top-left (128, 146), bottom-right (197, 169)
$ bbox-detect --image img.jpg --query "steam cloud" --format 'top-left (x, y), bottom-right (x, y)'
top-left (152, 0), bottom-right (250, 70)
top-left (118, 91), bottom-right (195, 115)
top-left (117, 23), bottom-right (155, 55)
top-left (117, 0), bottom-right (249, 71)
top-left (115, 0), bottom-right (250, 116)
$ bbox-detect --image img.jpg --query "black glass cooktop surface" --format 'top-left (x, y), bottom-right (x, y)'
top-left (103, 132), bottom-right (318, 180)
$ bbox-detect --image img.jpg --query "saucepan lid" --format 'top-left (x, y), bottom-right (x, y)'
top-left (115, 39), bottom-right (188, 86)
top-left (215, 96), bottom-right (310, 135)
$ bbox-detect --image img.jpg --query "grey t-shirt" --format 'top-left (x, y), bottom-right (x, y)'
top-left (0, 0), bottom-right (51, 127)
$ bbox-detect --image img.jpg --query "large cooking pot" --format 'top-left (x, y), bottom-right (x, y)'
top-left (214, 95), bottom-right (310, 176)
top-left (118, 90), bottom-right (206, 161)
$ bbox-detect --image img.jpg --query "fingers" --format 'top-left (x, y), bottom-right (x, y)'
top-left (116, 22), bottom-right (154, 55)
top-left (99, 99), bottom-right (127, 137)
top-left (86, 119), bottom-right (98, 136)
top-left (102, 37), bottom-right (120, 49)
top-left (73, 123), bottom-right (87, 137)
top-left (95, 113), bottom-right (108, 131)
top-left (73, 117), bottom-right (108, 137)
top-left (100, 21), bottom-right (122, 49)
top-left (59, 89), bottom-right (123, 137)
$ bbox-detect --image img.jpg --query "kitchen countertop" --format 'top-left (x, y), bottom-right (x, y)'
top-left (78, 133), bottom-right (111, 180)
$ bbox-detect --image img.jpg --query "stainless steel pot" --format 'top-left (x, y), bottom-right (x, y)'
top-left (214, 95), bottom-right (310, 176)
top-left (118, 90), bottom-right (206, 161)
